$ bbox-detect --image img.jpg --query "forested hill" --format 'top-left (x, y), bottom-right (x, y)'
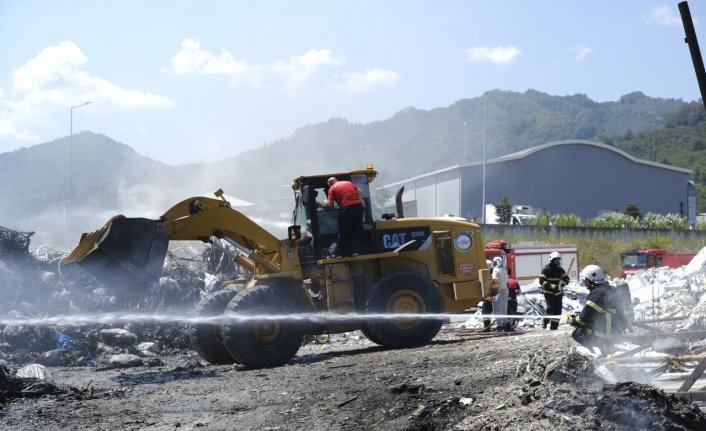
top-left (214, 89), bottom-right (685, 197)
top-left (609, 100), bottom-right (706, 212)
top-left (0, 89), bottom-right (700, 241)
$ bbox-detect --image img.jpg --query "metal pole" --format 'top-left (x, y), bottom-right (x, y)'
top-left (679, 1), bottom-right (706, 113)
top-left (462, 121), bottom-right (467, 162)
top-left (69, 101), bottom-right (91, 210)
top-left (482, 93), bottom-right (487, 223)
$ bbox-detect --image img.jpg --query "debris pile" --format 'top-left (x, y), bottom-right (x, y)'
top-left (457, 349), bottom-right (706, 430)
top-left (0, 225), bottom-right (244, 408)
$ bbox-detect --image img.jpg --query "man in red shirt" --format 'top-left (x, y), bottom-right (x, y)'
top-left (324, 177), bottom-right (364, 257)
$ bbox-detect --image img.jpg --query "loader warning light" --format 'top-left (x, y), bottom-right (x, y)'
top-left (367, 163), bottom-right (373, 170)
top-left (288, 225), bottom-right (301, 241)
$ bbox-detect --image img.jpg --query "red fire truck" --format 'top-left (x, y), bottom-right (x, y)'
top-left (620, 248), bottom-right (697, 277)
top-left (485, 240), bottom-right (579, 286)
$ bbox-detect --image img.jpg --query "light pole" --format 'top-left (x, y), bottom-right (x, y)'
top-left (69, 101), bottom-right (91, 210)
top-left (481, 93), bottom-right (487, 223)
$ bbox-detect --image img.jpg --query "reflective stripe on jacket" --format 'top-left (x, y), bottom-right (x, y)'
top-left (539, 264), bottom-right (570, 296)
top-left (574, 284), bottom-right (616, 338)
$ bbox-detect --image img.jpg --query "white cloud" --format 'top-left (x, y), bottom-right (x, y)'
top-left (573, 45), bottom-right (594, 61)
top-left (341, 68), bottom-right (400, 93)
top-left (464, 46), bottom-right (521, 64)
top-left (643, 4), bottom-right (682, 26)
top-left (11, 41), bottom-right (88, 92)
top-left (170, 42), bottom-right (392, 95)
top-left (0, 41), bottom-right (173, 143)
top-left (273, 49), bottom-right (344, 91)
top-left (170, 38), bottom-right (263, 86)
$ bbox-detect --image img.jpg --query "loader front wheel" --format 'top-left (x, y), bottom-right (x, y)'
top-left (363, 270), bottom-right (444, 348)
top-left (188, 288), bottom-right (240, 365)
top-left (221, 285), bottom-right (305, 369)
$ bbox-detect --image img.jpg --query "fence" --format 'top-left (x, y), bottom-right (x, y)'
top-left (480, 224), bottom-right (706, 243)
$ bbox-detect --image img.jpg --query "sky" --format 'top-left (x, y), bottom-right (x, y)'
top-left (0, 1), bottom-right (704, 165)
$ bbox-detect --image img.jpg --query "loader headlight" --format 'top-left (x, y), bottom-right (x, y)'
top-left (288, 225), bottom-right (301, 241)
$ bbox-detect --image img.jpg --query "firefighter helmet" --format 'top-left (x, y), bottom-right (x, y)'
top-left (580, 264), bottom-right (606, 287)
top-left (493, 256), bottom-right (504, 268)
top-left (549, 251), bottom-right (561, 261)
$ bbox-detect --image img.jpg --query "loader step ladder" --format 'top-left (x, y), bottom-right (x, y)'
top-left (324, 262), bottom-right (356, 312)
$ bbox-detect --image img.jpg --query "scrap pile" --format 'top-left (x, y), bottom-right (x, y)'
top-left (0, 225), bottom-right (245, 408)
top-left (592, 248), bottom-right (706, 403)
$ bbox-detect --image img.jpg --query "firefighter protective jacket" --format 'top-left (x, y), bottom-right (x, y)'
top-left (538, 264), bottom-right (570, 296)
top-left (572, 283), bottom-right (617, 338)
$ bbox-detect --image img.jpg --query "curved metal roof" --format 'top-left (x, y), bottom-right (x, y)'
top-left (383, 139), bottom-right (691, 188)
top-left (488, 139), bottom-right (691, 174)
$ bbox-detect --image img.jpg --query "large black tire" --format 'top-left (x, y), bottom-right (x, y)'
top-left (221, 285), bottom-right (305, 369)
top-left (360, 326), bottom-right (385, 346)
top-left (363, 270), bottom-right (444, 348)
top-left (188, 288), bottom-right (239, 365)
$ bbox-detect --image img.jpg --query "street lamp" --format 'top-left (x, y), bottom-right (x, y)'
top-left (69, 101), bottom-right (91, 209)
top-left (481, 93), bottom-right (487, 223)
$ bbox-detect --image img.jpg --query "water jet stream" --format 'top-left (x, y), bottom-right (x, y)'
top-left (0, 313), bottom-right (563, 327)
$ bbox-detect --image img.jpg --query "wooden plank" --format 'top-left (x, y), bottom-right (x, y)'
top-left (602, 354), bottom-right (705, 364)
top-left (611, 346), bottom-right (646, 359)
top-left (634, 316), bottom-right (686, 324)
top-left (674, 391), bottom-right (706, 402)
top-left (646, 362), bottom-right (670, 377)
top-left (678, 357), bottom-right (706, 392)
top-left (623, 330), bottom-right (706, 344)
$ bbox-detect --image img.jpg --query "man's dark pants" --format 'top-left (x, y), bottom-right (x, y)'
top-left (338, 203), bottom-right (364, 256)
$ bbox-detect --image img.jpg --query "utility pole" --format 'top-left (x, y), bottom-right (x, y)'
top-left (482, 93), bottom-right (487, 223)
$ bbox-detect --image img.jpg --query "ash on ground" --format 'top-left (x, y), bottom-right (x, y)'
top-left (1, 225), bottom-right (706, 430)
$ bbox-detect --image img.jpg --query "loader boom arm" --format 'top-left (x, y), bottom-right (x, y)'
top-left (63, 192), bottom-right (287, 291)
top-left (157, 195), bottom-right (284, 271)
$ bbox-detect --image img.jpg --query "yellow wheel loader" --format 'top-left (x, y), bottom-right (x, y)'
top-left (63, 166), bottom-right (492, 368)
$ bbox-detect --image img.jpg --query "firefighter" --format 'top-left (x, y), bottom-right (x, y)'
top-left (568, 265), bottom-right (618, 353)
top-left (492, 256), bottom-right (509, 331)
top-left (539, 251), bottom-right (570, 330)
top-left (506, 269), bottom-right (520, 330)
top-left (482, 259), bottom-right (494, 329)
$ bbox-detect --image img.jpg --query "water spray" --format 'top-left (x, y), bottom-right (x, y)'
top-left (0, 312), bottom-right (565, 327)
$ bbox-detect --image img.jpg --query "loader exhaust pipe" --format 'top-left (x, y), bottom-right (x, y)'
top-left (395, 186), bottom-right (405, 219)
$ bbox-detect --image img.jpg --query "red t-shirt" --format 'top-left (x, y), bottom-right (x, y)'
top-left (328, 181), bottom-right (362, 208)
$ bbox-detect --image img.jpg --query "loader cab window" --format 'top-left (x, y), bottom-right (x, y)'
top-left (298, 174), bottom-right (375, 259)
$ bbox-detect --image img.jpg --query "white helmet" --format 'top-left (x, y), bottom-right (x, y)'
top-left (549, 251), bottom-right (561, 261)
top-left (580, 265), bottom-right (606, 287)
top-left (493, 256), bottom-right (504, 268)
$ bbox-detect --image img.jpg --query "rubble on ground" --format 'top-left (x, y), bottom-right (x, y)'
top-left (0, 225), bottom-right (240, 406)
top-left (1, 223), bottom-right (706, 429)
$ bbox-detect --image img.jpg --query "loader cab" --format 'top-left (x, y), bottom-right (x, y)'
top-left (291, 168), bottom-right (377, 261)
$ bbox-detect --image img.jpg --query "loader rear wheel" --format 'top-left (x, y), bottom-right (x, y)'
top-left (221, 285), bottom-right (305, 369)
top-left (188, 288), bottom-right (239, 365)
top-left (363, 270), bottom-right (444, 348)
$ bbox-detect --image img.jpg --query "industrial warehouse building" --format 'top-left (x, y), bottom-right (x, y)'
top-left (383, 140), bottom-right (696, 223)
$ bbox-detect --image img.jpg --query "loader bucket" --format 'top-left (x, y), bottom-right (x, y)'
top-left (65, 217), bottom-right (169, 292)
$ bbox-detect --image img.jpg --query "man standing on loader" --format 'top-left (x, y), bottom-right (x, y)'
top-left (324, 177), bottom-right (364, 257)
top-left (539, 251), bottom-right (570, 330)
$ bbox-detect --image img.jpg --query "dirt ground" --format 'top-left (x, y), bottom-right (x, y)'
top-left (2, 326), bottom-right (705, 431)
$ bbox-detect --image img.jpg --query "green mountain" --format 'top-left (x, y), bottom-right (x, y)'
top-left (0, 89), bottom-right (699, 246)
top-left (215, 89), bottom-right (685, 198)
